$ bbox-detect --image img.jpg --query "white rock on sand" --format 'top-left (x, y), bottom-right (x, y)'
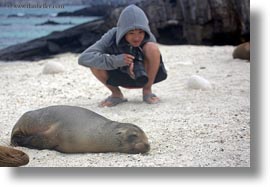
top-left (42, 61), bottom-right (65, 74)
top-left (0, 45), bottom-right (250, 167)
top-left (187, 75), bottom-right (212, 90)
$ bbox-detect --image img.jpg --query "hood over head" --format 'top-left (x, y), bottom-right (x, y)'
top-left (116, 5), bottom-right (151, 45)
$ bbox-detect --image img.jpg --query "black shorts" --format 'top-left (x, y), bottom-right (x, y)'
top-left (106, 56), bottom-right (167, 88)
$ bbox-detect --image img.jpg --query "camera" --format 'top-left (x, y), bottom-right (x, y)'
top-left (127, 46), bottom-right (148, 87)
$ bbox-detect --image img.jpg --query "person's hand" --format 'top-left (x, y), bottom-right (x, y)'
top-left (128, 62), bottom-right (135, 79)
top-left (123, 54), bottom-right (135, 79)
top-left (123, 54), bottom-right (134, 66)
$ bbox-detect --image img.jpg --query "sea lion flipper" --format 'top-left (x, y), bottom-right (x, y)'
top-left (12, 134), bottom-right (48, 150)
top-left (11, 123), bottom-right (59, 150)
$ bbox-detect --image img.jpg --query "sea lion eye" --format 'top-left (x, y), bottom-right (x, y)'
top-left (127, 134), bottom-right (138, 143)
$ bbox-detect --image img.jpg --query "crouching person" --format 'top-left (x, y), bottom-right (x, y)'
top-left (78, 5), bottom-right (167, 107)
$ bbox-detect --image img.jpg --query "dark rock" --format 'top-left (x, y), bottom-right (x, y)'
top-left (0, 19), bottom-right (106, 61)
top-left (35, 20), bottom-right (74, 26)
top-left (7, 13), bottom-right (44, 18)
top-left (0, 0), bottom-right (250, 61)
top-left (37, 20), bottom-right (59, 25)
top-left (57, 5), bottom-right (114, 17)
top-left (136, 0), bottom-right (250, 45)
top-left (232, 42), bottom-right (250, 61)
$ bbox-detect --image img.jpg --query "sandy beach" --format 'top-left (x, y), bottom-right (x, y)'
top-left (0, 45), bottom-right (250, 167)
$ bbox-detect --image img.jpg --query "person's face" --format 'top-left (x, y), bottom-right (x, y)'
top-left (125, 29), bottom-right (145, 47)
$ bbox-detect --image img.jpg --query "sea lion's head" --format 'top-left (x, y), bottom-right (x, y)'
top-left (114, 123), bottom-right (150, 154)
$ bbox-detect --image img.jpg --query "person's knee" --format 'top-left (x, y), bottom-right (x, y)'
top-left (143, 42), bottom-right (160, 67)
top-left (143, 42), bottom-right (160, 57)
top-left (90, 67), bottom-right (108, 80)
top-left (90, 67), bottom-right (97, 72)
top-left (90, 67), bottom-right (104, 74)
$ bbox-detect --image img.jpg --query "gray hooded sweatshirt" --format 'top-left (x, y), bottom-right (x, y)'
top-left (78, 5), bottom-right (156, 70)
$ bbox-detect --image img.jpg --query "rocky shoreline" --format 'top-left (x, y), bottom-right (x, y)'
top-left (0, 0), bottom-right (250, 61)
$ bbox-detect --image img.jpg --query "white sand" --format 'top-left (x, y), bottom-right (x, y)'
top-left (0, 45), bottom-right (250, 167)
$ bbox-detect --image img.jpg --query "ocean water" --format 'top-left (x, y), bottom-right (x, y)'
top-left (0, 6), bottom-right (99, 49)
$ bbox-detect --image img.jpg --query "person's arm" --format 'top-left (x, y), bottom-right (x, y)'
top-left (78, 28), bottom-right (127, 70)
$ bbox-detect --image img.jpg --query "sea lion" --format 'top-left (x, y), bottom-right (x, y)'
top-left (11, 105), bottom-right (150, 154)
top-left (232, 42), bottom-right (250, 61)
top-left (0, 145), bottom-right (29, 167)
